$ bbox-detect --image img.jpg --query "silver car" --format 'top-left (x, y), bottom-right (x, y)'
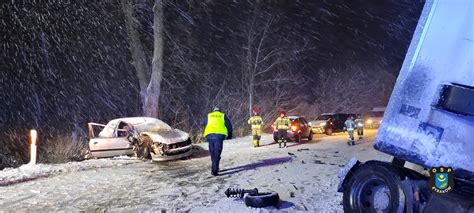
top-left (88, 117), bottom-right (192, 161)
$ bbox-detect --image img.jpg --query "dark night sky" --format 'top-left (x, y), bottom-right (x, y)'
top-left (0, 0), bottom-right (425, 136)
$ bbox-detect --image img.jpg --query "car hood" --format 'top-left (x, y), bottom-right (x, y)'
top-left (310, 120), bottom-right (327, 126)
top-left (141, 129), bottom-right (189, 144)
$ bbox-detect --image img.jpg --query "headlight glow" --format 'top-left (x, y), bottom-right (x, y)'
top-left (367, 119), bottom-right (373, 124)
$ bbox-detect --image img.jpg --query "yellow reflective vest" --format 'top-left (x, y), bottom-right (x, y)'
top-left (204, 111), bottom-right (228, 137)
top-left (248, 116), bottom-right (263, 129)
top-left (273, 116), bottom-right (291, 130)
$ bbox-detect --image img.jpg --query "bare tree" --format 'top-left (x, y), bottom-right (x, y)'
top-left (241, 7), bottom-right (288, 117)
top-left (122, 0), bottom-right (164, 117)
top-left (312, 67), bottom-right (382, 114)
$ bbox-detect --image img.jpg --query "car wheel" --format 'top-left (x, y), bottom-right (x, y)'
top-left (137, 135), bottom-right (152, 160)
top-left (295, 134), bottom-right (302, 143)
top-left (325, 128), bottom-right (333, 135)
top-left (139, 146), bottom-right (151, 160)
top-left (308, 131), bottom-right (313, 141)
top-left (343, 161), bottom-right (405, 213)
top-left (245, 192), bottom-right (280, 208)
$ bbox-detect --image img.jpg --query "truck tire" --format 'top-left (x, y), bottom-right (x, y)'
top-left (245, 192), bottom-right (280, 208)
top-left (343, 161), bottom-right (405, 213)
top-left (308, 132), bottom-right (313, 141)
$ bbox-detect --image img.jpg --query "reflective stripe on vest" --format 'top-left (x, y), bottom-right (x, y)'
top-left (204, 111), bottom-right (228, 137)
top-left (249, 116), bottom-right (263, 129)
top-left (275, 117), bottom-right (290, 130)
top-left (355, 119), bottom-right (364, 127)
top-left (346, 121), bottom-right (355, 131)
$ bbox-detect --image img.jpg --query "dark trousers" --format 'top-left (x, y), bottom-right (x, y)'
top-left (206, 134), bottom-right (225, 174)
top-left (357, 128), bottom-right (364, 136)
top-left (277, 129), bottom-right (288, 147)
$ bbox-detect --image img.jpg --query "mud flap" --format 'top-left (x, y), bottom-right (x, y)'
top-left (337, 157), bottom-right (361, 192)
top-left (401, 180), bottom-right (415, 213)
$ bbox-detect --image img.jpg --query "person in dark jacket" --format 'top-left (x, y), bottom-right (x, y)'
top-left (203, 107), bottom-right (233, 176)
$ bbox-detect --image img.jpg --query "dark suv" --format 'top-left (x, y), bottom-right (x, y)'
top-left (309, 113), bottom-right (356, 135)
top-left (273, 115), bottom-right (313, 143)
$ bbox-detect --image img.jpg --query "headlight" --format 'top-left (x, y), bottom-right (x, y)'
top-left (291, 126), bottom-right (298, 132)
top-left (319, 123), bottom-right (326, 127)
top-left (367, 119), bottom-right (373, 124)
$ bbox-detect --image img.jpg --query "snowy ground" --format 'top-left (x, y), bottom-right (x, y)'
top-left (0, 129), bottom-right (390, 212)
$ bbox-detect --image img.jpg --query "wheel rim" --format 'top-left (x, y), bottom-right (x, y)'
top-left (350, 176), bottom-right (393, 213)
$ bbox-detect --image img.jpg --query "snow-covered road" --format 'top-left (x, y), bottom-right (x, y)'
top-left (0, 129), bottom-right (390, 212)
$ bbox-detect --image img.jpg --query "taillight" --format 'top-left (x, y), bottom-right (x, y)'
top-left (272, 125), bottom-right (277, 131)
top-left (291, 125), bottom-right (298, 132)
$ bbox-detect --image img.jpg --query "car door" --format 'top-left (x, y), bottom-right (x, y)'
top-left (336, 114), bottom-right (346, 131)
top-left (89, 121), bottom-right (133, 158)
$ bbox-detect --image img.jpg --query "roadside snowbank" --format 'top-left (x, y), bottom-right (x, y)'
top-left (0, 130), bottom-right (385, 212)
top-left (0, 157), bottom-right (140, 186)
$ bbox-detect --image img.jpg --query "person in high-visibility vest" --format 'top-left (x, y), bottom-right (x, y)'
top-left (203, 107), bottom-right (233, 176)
top-left (247, 108), bottom-right (264, 147)
top-left (273, 111), bottom-right (291, 148)
top-left (354, 114), bottom-right (365, 140)
top-left (344, 116), bottom-right (356, 145)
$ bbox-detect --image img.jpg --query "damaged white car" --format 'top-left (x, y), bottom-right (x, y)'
top-left (87, 117), bottom-right (193, 161)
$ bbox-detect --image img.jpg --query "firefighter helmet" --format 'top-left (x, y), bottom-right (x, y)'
top-left (252, 107), bottom-right (259, 115)
top-left (279, 111), bottom-right (286, 117)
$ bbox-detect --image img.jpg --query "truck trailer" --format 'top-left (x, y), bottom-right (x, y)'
top-left (338, 0), bottom-right (474, 212)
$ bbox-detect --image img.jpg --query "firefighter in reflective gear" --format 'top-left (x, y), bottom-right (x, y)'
top-left (354, 114), bottom-right (364, 140)
top-left (247, 108), bottom-right (264, 147)
top-left (203, 107), bottom-right (233, 176)
top-left (344, 116), bottom-right (356, 145)
top-left (273, 111), bottom-right (291, 148)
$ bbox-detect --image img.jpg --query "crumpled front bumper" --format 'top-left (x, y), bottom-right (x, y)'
top-left (150, 145), bottom-right (193, 161)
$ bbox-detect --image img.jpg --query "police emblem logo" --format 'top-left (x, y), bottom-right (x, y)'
top-left (429, 166), bottom-right (454, 194)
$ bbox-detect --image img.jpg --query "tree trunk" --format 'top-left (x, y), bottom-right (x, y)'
top-left (143, 0), bottom-right (164, 117)
top-left (121, 0), bottom-right (151, 113)
top-left (122, 0), bottom-right (163, 117)
top-left (249, 81), bottom-right (254, 117)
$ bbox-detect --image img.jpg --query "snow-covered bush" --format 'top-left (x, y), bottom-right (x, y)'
top-left (0, 130), bottom-right (29, 170)
top-left (38, 134), bottom-right (88, 164)
top-left (0, 130), bottom-right (88, 170)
